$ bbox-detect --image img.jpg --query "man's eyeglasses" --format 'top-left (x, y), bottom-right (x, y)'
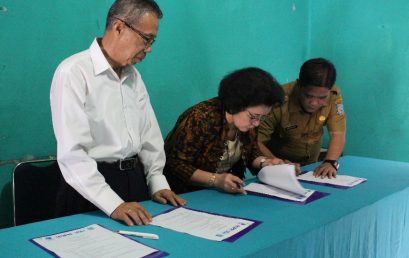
top-left (247, 110), bottom-right (265, 122)
top-left (115, 17), bottom-right (156, 47)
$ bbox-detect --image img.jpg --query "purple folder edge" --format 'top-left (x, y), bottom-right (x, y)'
top-left (298, 179), bottom-right (366, 189)
top-left (30, 239), bottom-right (59, 257)
top-left (29, 224), bottom-right (169, 258)
top-left (223, 220), bottom-right (262, 242)
top-left (298, 171), bottom-right (367, 189)
top-left (246, 189), bottom-right (329, 205)
top-left (153, 206), bottom-right (262, 243)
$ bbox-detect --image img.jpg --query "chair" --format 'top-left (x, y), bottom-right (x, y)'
top-left (12, 159), bottom-right (62, 226)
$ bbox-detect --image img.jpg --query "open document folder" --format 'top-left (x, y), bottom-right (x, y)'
top-left (31, 224), bottom-right (167, 258)
top-left (151, 207), bottom-right (261, 242)
top-left (244, 164), bottom-right (328, 204)
top-left (297, 171), bottom-right (367, 189)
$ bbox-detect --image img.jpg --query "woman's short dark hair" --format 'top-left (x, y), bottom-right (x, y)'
top-left (218, 67), bottom-right (284, 114)
top-left (299, 58), bottom-right (336, 89)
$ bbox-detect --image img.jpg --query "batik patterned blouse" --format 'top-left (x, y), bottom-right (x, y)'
top-left (164, 97), bottom-right (262, 193)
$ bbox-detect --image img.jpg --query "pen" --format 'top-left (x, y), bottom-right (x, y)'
top-left (118, 230), bottom-right (159, 240)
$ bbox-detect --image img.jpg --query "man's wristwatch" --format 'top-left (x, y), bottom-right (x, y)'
top-left (323, 160), bottom-right (339, 170)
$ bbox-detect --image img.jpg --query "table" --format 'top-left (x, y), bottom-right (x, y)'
top-left (1, 156), bottom-right (409, 257)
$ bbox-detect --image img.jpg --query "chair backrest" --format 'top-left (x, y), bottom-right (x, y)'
top-left (12, 159), bottom-right (62, 226)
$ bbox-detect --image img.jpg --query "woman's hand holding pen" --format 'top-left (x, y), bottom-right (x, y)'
top-left (214, 173), bottom-right (246, 194)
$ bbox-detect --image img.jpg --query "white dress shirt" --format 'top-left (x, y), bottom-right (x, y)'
top-left (50, 38), bottom-right (170, 216)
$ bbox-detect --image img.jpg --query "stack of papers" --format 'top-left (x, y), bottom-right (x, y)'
top-left (297, 171), bottom-right (367, 188)
top-left (244, 182), bottom-right (315, 202)
top-left (244, 164), bottom-right (328, 203)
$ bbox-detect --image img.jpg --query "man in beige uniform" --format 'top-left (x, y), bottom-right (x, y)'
top-left (258, 58), bottom-right (346, 178)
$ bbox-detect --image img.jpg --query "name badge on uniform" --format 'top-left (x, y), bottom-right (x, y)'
top-left (285, 125), bottom-right (298, 131)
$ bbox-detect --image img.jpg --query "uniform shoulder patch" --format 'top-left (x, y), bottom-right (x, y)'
top-left (336, 103), bottom-right (344, 115)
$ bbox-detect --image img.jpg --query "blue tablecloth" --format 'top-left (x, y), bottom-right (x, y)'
top-left (1, 156), bottom-right (409, 257)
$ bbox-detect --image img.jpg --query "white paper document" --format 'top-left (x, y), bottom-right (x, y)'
top-left (244, 164), bottom-right (314, 202)
top-left (244, 182), bottom-right (315, 202)
top-left (150, 207), bottom-right (258, 242)
top-left (298, 171), bottom-right (367, 188)
top-left (258, 164), bottom-right (308, 196)
top-left (31, 224), bottom-right (161, 258)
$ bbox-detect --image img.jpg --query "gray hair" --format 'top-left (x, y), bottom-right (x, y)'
top-left (106, 0), bottom-right (163, 30)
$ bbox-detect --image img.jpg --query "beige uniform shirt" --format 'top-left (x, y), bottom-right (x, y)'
top-left (258, 81), bottom-right (346, 164)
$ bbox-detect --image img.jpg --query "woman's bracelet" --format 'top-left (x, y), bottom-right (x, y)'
top-left (208, 173), bottom-right (216, 187)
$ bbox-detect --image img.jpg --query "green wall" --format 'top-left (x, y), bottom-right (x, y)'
top-left (309, 0), bottom-right (409, 162)
top-left (2, 0), bottom-right (408, 229)
top-left (145, 0), bottom-right (310, 134)
top-left (0, 0), bottom-right (113, 227)
top-left (0, 0), bottom-right (309, 228)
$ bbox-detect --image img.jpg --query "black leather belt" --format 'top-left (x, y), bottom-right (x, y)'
top-left (120, 156), bottom-right (139, 171)
top-left (103, 155), bottom-right (139, 171)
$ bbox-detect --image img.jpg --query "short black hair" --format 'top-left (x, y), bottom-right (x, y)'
top-left (218, 67), bottom-right (284, 114)
top-left (106, 0), bottom-right (163, 30)
top-left (299, 58), bottom-right (336, 89)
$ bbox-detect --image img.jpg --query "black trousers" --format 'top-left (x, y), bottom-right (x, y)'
top-left (55, 161), bottom-right (149, 217)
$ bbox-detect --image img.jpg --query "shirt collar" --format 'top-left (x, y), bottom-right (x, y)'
top-left (89, 38), bottom-right (135, 81)
top-left (288, 84), bottom-right (303, 113)
top-left (89, 38), bottom-right (112, 75)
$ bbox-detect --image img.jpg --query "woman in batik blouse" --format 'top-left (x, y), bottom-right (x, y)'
top-left (164, 67), bottom-right (285, 194)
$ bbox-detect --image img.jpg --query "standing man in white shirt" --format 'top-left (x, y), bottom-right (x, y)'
top-left (50, 0), bottom-right (186, 226)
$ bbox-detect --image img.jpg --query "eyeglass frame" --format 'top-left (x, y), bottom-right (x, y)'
top-left (246, 110), bottom-right (266, 123)
top-left (114, 17), bottom-right (156, 47)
